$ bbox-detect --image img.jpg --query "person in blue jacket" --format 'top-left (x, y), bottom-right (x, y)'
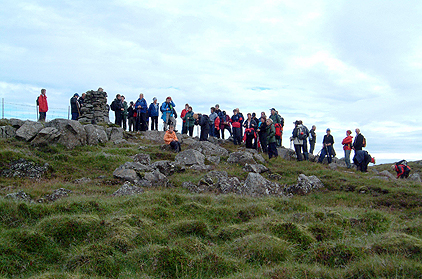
top-left (160, 96), bottom-right (176, 131)
top-left (148, 97), bottom-right (160, 131)
top-left (135, 93), bottom-right (148, 131)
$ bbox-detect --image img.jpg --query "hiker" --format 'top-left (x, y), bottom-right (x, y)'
top-left (318, 128), bottom-right (335, 164)
top-left (70, 93), bottom-right (80, 120)
top-left (269, 108), bottom-right (283, 147)
top-left (266, 118), bottom-right (278, 159)
top-left (110, 94), bottom-right (124, 127)
top-left (194, 113), bottom-right (210, 141)
top-left (252, 113), bottom-right (259, 149)
top-left (215, 104), bottom-right (222, 138)
top-left (148, 97), bottom-right (159, 131)
top-left (291, 120), bottom-right (307, 161)
top-left (309, 125), bottom-right (316, 154)
top-left (135, 93), bottom-right (148, 131)
top-left (180, 104), bottom-right (189, 134)
top-left (164, 125), bottom-right (181, 152)
top-left (183, 106), bottom-right (195, 137)
top-left (342, 130), bottom-right (353, 168)
top-left (160, 97), bottom-right (176, 131)
top-left (392, 160), bottom-right (411, 178)
top-left (209, 107), bottom-right (219, 137)
top-left (231, 109), bottom-right (243, 145)
top-left (257, 116), bottom-right (267, 153)
top-left (37, 89), bottom-right (48, 122)
top-left (121, 96), bottom-right (128, 131)
top-left (127, 101), bottom-right (136, 132)
top-left (353, 128), bottom-right (365, 151)
top-left (353, 150), bottom-right (375, 172)
top-left (78, 93), bottom-right (86, 107)
top-left (218, 111), bottom-right (231, 139)
top-left (243, 113), bottom-right (257, 149)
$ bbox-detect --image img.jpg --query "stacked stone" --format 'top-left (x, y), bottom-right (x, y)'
top-left (78, 90), bottom-right (109, 123)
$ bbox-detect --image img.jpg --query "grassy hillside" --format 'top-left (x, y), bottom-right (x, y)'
top-left (0, 134), bottom-right (421, 278)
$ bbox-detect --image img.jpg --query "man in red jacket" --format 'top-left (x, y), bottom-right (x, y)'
top-left (342, 130), bottom-right (353, 168)
top-left (37, 89), bottom-right (48, 122)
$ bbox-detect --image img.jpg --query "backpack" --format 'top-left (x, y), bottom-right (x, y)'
top-left (110, 100), bottom-right (117, 111)
top-left (298, 126), bottom-right (308, 140)
top-left (396, 160), bottom-right (408, 167)
top-left (172, 108), bottom-right (177, 118)
top-left (362, 136), bottom-right (366, 147)
top-left (36, 97), bottom-right (39, 106)
top-left (274, 123), bottom-right (282, 137)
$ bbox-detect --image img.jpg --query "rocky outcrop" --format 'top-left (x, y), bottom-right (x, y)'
top-left (1, 159), bottom-right (49, 179)
top-left (84, 124), bottom-right (108, 145)
top-left (133, 153), bottom-right (152, 165)
top-left (408, 173), bottom-right (421, 183)
top-left (234, 172), bottom-right (283, 197)
top-left (151, 160), bottom-right (176, 176)
top-left (138, 170), bottom-right (169, 187)
top-left (227, 151), bottom-right (256, 165)
top-left (243, 163), bottom-right (269, 174)
top-left (9, 118), bottom-right (24, 129)
top-left (379, 170), bottom-right (396, 180)
top-left (196, 171), bottom-right (241, 194)
top-left (44, 119), bottom-right (87, 149)
top-left (16, 121), bottom-right (44, 141)
top-left (284, 174), bottom-right (324, 195)
top-left (31, 127), bottom-right (61, 146)
top-left (112, 182), bottom-right (144, 196)
top-left (106, 127), bottom-right (124, 142)
top-left (43, 188), bottom-right (72, 202)
top-left (187, 141), bottom-right (229, 157)
top-left (5, 190), bottom-right (31, 202)
top-left (0, 125), bottom-right (16, 138)
top-left (175, 149), bottom-right (205, 166)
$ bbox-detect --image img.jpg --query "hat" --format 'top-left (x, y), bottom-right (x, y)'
top-left (166, 96), bottom-right (172, 100)
top-left (371, 157), bottom-right (376, 164)
top-left (326, 128), bottom-right (331, 132)
top-left (347, 130), bottom-right (352, 135)
top-left (270, 108), bottom-right (276, 111)
top-left (153, 97), bottom-right (157, 101)
top-left (74, 93), bottom-right (79, 97)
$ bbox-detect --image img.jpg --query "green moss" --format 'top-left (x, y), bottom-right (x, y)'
top-left (168, 219), bottom-right (210, 238)
top-left (307, 242), bottom-right (364, 267)
top-left (371, 233), bottom-right (422, 259)
top-left (267, 220), bottom-right (316, 248)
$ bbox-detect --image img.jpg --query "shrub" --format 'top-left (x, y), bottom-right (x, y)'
top-left (168, 219), bottom-right (209, 238)
top-left (307, 242), bottom-right (364, 267)
top-left (353, 211), bottom-right (390, 233)
top-left (189, 251), bottom-right (240, 278)
top-left (267, 220), bottom-right (316, 249)
top-left (0, 240), bottom-right (30, 276)
top-left (216, 223), bottom-right (254, 241)
top-left (371, 233), bottom-right (422, 259)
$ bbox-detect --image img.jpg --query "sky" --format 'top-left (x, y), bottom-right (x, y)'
top-left (1, 0), bottom-right (422, 164)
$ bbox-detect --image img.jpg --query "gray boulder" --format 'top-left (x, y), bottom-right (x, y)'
top-left (133, 153), bottom-right (152, 165)
top-left (285, 174), bottom-right (324, 195)
top-left (106, 127), bottom-right (124, 141)
top-left (45, 119), bottom-right (87, 149)
top-left (227, 151), bottom-right (256, 166)
top-left (43, 188), bottom-right (72, 202)
top-left (234, 172), bottom-right (283, 197)
top-left (379, 170), bottom-right (396, 180)
top-left (188, 141), bottom-right (229, 156)
top-left (112, 182), bottom-right (144, 196)
top-left (207, 156), bottom-right (221, 165)
top-left (1, 159), bottom-right (48, 179)
top-left (0, 125), bottom-right (16, 138)
top-left (254, 153), bottom-right (266, 164)
top-left (16, 121), bottom-right (44, 141)
top-left (151, 160), bottom-right (175, 176)
top-left (113, 168), bottom-right (138, 183)
top-left (31, 127), bottom-right (60, 146)
top-left (5, 190), bottom-right (31, 202)
top-left (120, 162), bottom-right (153, 172)
top-left (175, 149), bottom-right (205, 166)
top-left (9, 118), bottom-right (24, 129)
top-left (138, 170), bottom-right (169, 187)
top-left (197, 171), bottom-right (241, 194)
top-left (408, 173), bottom-right (421, 183)
top-left (84, 124), bottom-right (108, 145)
top-left (189, 164), bottom-right (213, 171)
top-left (243, 163), bottom-right (269, 174)
top-left (277, 147), bottom-right (296, 161)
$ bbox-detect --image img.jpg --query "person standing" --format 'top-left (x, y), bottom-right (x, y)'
top-left (318, 128), bottom-right (335, 164)
top-left (243, 113), bottom-right (257, 149)
top-left (148, 97), bottom-right (160, 131)
top-left (291, 120), bottom-right (304, 161)
top-left (160, 97), bottom-right (176, 131)
top-left (257, 116), bottom-right (267, 153)
top-left (183, 106), bottom-right (195, 137)
top-left (209, 107), bottom-right (218, 137)
top-left (135, 93), bottom-right (148, 131)
top-left (353, 128), bottom-right (365, 151)
top-left (127, 101), bottom-right (136, 132)
top-left (194, 113), bottom-right (210, 141)
top-left (231, 109), bottom-right (243, 145)
top-left (121, 96), bottom-right (128, 131)
top-left (111, 94), bottom-right (124, 127)
top-left (342, 130), bottom-right (353, 168)
top-left (269, 108), bottom-right (283, 147)
top-left (266, 118), bottom-right (278, 159)
top-left (180, 104), bottom-right (189, 134)
top-left (37, 89), bottom-right (48, 122)
top-left (70, 93), bottom-right (80, 120)
top-left (78, 93), bottom-right (86, 107)
top-left (309, 125), bottom-right (317, 154)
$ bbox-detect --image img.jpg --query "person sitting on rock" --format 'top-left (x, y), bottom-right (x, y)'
top-left (353, 150), bottom-right (375, 172)
top-left (392, 160), bottom-right (411, 178)
top-left (164, 125), bottom-right (181, 152)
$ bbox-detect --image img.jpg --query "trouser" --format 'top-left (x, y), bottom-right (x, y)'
top-left (268, 142), bottom-right (278, 159)
top-left (71, 112), bottom-right (79, 120)
top-left (309, 140), bottom-right (316, 154)
top-left (150, 116), bottom-right (158, 130)
top-left (122, 116), bottom-right (127, 131)
top-left (128, 117), bottom-right (135, 132)
top-left (302, 140), bottom-right (309, 160)
top-left (139, 112), bottom-right (147, 131)
top-left (163, 114), bottom-right (176, 131)
top-left (318, 146), bottom-right (333, 163)
top-left (209, 125), bottom-right (216, 137)
top-left (233, 127), bottom-right (242, 145)
top-left (344, 149), bottom-right (351, 168)
top-left (246, 135), bottom-right (254, 149)
top-left (182, 122), bottom-right (187, 134)
top-left (259, 135), bottom-right (267, 153)
top-left (200, 127), bottom-right (209, 141)
top-left (115, 111), bottom-right (122, 127)
top-left (220, 125), bottom-right (231, 139)
top-left (170, 141), bottom-right (181, 152)
top-left (294, 144), bottom-right (303, 161)
top-left (188, 126), bottom-right (194, 137)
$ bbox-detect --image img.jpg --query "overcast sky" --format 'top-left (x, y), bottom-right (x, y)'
top-left (1, 0), bottom-right (421, 163)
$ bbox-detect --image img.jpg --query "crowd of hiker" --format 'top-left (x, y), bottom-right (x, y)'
top-left (31, 88), bottom-right (409, 176)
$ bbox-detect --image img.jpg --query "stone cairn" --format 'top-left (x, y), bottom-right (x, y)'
top-left (78, 89), bottom-right (109, 123)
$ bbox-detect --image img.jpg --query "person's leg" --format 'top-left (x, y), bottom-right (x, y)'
top-left (189, 126), bottom-right (194, 137)
top-left (327, 146), bottom-right (332, 163)
top-left (318, 148), bottom-right (327, 163)
top-left (345, 149), bottom-right (351, 168)
top-left (122, 116), bottom-right (127, 131)
top-left (154, 116), bottom-right (158, 130)
top-left (310, 141), bottom-right (315, 154)
top-left (294, 144), bottom-right (303, 161)
top-left (302, 141), bottom-right (309, 160)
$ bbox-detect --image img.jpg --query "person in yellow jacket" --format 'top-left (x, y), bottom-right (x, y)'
top-left (164, 125), bottom-right (181, 152)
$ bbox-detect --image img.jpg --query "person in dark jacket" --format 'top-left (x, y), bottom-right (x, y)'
top-left (160, 97), bottom-right (176, 131)
top-left (266, 118), bottom-right (278, 159)
top-left (257, 116), bottom-right (267, 153)
top-left (148, 97), bottom-right (159, 131)
top-left (353, 150), bottom-right (375, 172)
top-left (353, 128), bottom-right (365, 151)
top-left (392, 161), bottom-right (410, 178)
top-left (231, 109), bottom-right (243, 145)
top-left (291, 120), bottom-right (304, 161)
top-left (78, 93), bottom-right (86, 107)
top-left (127, 101), bottom-right (136, 132)
top-left (135, 93), bottom-right (148, 131)
top-left (70, 93), bottom-right (80, 120)
top-left (183, 106), bottom-right (195, 137)
top-left (318, 128), bottom-right (334, 163)
top-left (111, 94), bottom-right (124, 127)
top-left (309, 125), bottom-right (316, 154)
top-left (243, 113), bottom-right (257, 149)
top-left (121, 96), bottom-right (128, 131)
top-left (219, 111), bottom-right (231, 139)
top-left (194, 113), bottom-right (209, 141)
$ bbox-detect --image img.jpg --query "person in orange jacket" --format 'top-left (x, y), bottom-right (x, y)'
top-left (342, 130), bottom-right (353, 168)
top-left (164, 125), bottom-right (181, 152)
top-left (37, 89), bottom-right (48, 121)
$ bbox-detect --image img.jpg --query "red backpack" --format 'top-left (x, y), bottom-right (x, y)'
top-left (274, 123), bottom-right (282, 137)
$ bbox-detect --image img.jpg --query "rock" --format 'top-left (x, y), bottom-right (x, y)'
top-left (268, 173), bottom-right (282, 180)
top-left (160, 144), bottom-right (173, 151)
top-left (285, 174), bottom-right (324, 195)
top-left (31, 127), bottom-right (60, 146)
top-left (106, 127), bottom-right (124, 141)
top-left (120, 162), bottom-right (153, 172)
top-left (151, 160), bottom-right (175, 176)
top-left (45, 119), bottom-right (87, 149)
top-left (234, 172), bottom-right (283, 197)
top-left (277, 147), bottom-right (296, 161)
top-left (189, 164), bottom-right (213, 171)
top-left (207, 156), bottom-right (221, 165)
top-left (140, 130), bottom-right (167, 142)
top-left (379, 170), bottom-right (396, 180)
top-left (74, 177), bottom-right (92, 184)
top-left (84, 124), bottom-right (108, 145)
top-left (182, 181), bottom-right (201, 193)
top-left (16, 121), bottom-right (44, 141)
top-left (227, 151), bottom-right (256, 165)
top-left (1, 159), bottom-right (48, 179)
top-left (175, 149), bottom-right (205, 166)
top-left (244, 149), bottom-right (258, 154)
top-left (9, 118), bottom-right (24, 129)
top-left (43, 188), bottom-right (72, 202)
top-left (0, 125), bottom-right (16, 138)
top-left (370, 176), bottom-right (389, 181)
top-left (5, 190), bottom-right (31, 202)
top-left (112, 182), bottom-right (144, 196)
top-left (133, 153), bottom-right (151, 165)
top-left (328, 163), bottom-right (338, 170)
top-left (114, 139), bottom-right (128, 145)
top-left (254, 153), bottom-right (266, 164)
top-left (243, 163), bottom-right (269, 174)
top-left (138, 170), bottom-right (169, 187)
top-left (113, 168), bottom-right (138, 183)
top-left (187, 141), bottom-right (229, 156)
top-left (408, 173), bottom-right (421, 183)
top-left (198, 171), bottom-right (241, 194)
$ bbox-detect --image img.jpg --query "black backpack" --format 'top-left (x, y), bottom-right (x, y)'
top-left (110, 100), bottom-right (117, 111)
top-left (396, 160), bottom-right (407, 167)
top-left (298, 126), bottom-right (308, 140)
